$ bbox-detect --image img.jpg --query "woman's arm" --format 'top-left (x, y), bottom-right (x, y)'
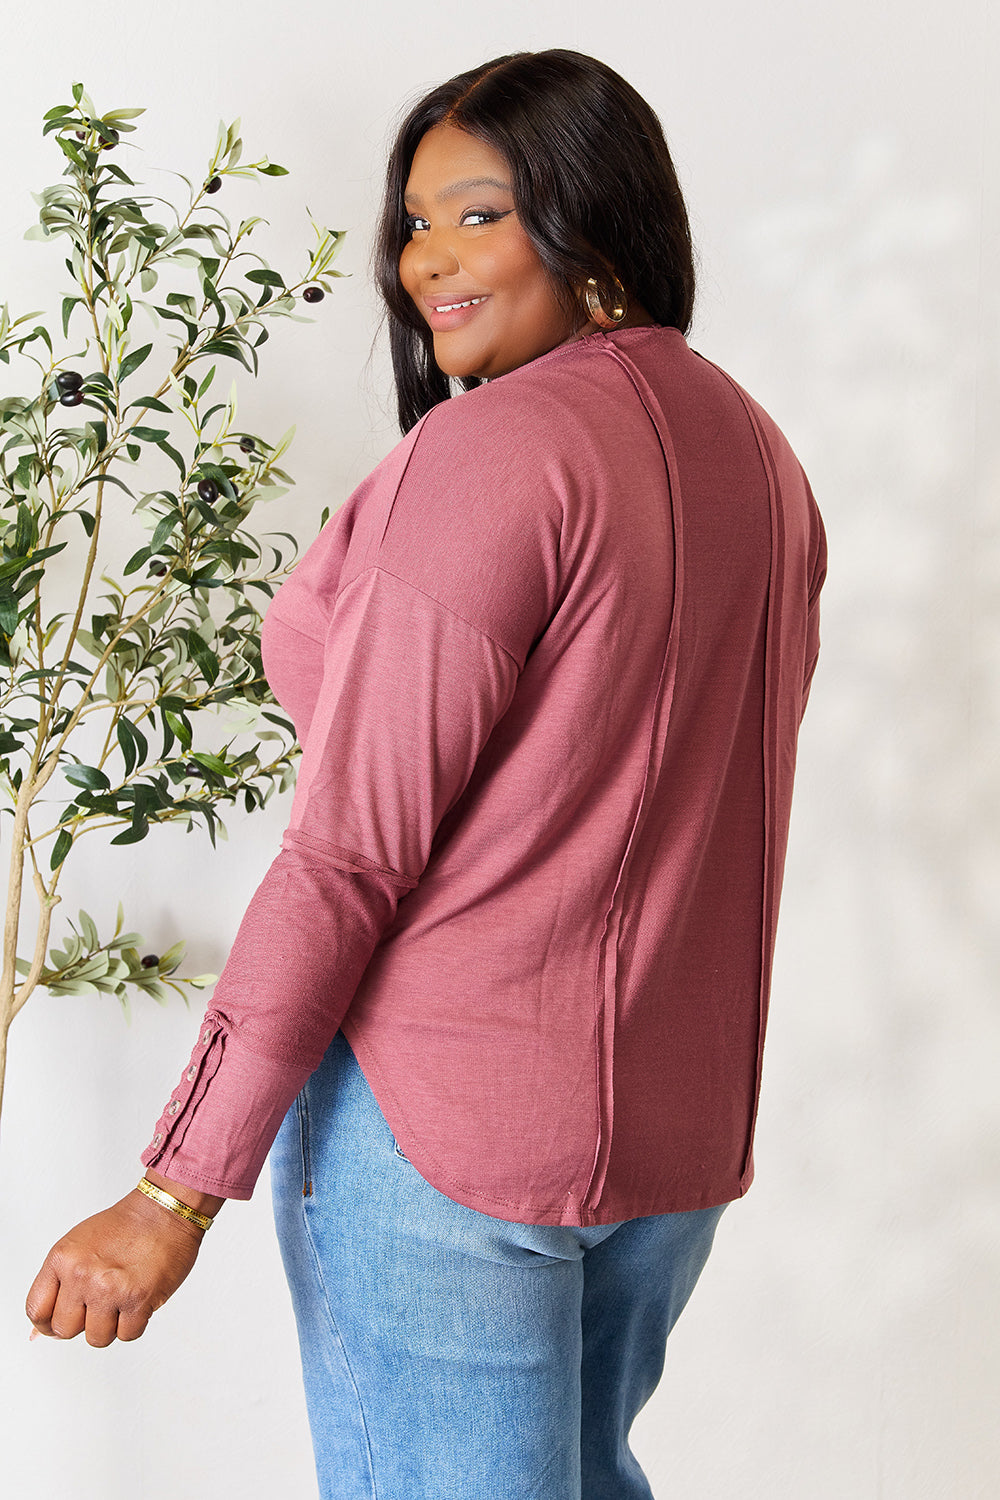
top-left (26, 388), bottom-right (557, 1343)
top-left (25, 571), bottom-right (522, 1342)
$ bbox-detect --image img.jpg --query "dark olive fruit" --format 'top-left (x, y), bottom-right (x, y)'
top-left (97, 127), bottom-right (119, 150)
top-left (148, 561), bottom-right (169, 577)
top-left (56, 370), bottom-right (84, 394)
top-left (184, 760), bottom-right (200, 775)
top-left (238, 436), bottom-right (255, 453)
top-left (205, 175), bottom-right (222, 194)
top-left (197, 478), bottom-right (219, 503)
top-left (141, 954), bottom-right (159, 969)
top-left (59, 390), bottom-right (85, 407)
top-left (302, 285), bottom-right (325, 303)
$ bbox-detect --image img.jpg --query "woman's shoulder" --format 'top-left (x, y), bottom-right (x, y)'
top-left (396, 327), bottom-right (687, 501)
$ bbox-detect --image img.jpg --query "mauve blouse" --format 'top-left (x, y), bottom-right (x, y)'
top-left (141, 326), bottom-right (826, 1227)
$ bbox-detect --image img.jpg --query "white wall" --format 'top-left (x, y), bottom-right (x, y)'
top-left (1, 2), bottom-right (997, 1496)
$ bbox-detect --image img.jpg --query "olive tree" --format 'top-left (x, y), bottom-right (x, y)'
top-left (0, 84), bottom-right (344, 1123)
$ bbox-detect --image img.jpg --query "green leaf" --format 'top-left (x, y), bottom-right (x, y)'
top-left (125, 395), bottom-right (171, 414)
top-left (163, 709), bottom-right (192, 750)
top-left (154, 306), bottom-right (198, 341)
top-left (158, 712), bottom-right (175, 758)
top-left (199, 338), bottom-right (255, 374)
top-left (56, 135), bottom-right (87, 168)
top-left (137, 977), bottom-right (169, 1003)
top-left (0, 587), bottom-right (18, 636)
top-left (62, 296), bottom-right (84, 337)
top-left (64, 764), bottom-right (111, 791)
top-left (77, 472), bottom-right (135, 497)
top-left (79, 909), bottom-right (99, 950)
top-left (14, 502), bottom-right (38, 555)
top-left (157, 439), bottom-right (187, 480)
top-left (257, 163), bottom-right (288, 176)
top-left (13, 454), bottom-right (36, 489)
top-left (29, 324), bottom-right (53, 357)
top-left (157, 939), bottom-right (186, 973)
top-left (73, 629), bottom-right (102, 657)
top-left (110, 819), bottom-right (149, 845)
top-left (123, 546), bottom-right (151, 575)
top-left (49, 828), bottom-right (70, 876)
top-left (201, 276), bottom-right (227, 329)
top-left (118, 343), bottom-right (153, 380)
top-left (150, 512), bottom-right (179, 550)
top-left (245, 268), bottom-right (284, 287)
top-left (191, 751), bottom-right (235, 778)
top-left (50, 826), bottom-right (73, 871)
top-left (117, 716), bottom-right (148, 778)
top-left (0, 542), bottom-right (67, 581)
top-left (187, 632), bottom-right (220, 685)
top-left (130, 425), bottom-right (170, 443)
top-left (49, 934), bottom-right (82, 970)
top-left (103, 162), bottom-right (136, 187)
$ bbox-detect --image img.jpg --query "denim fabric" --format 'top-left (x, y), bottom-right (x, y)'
top-left (271, 1031), bottom-right (725, 1500)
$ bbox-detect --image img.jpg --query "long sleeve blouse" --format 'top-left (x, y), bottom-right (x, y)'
top-left (141, 325), bottom-right (826, 1227)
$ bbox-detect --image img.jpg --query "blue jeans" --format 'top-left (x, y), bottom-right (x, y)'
top-left (271, 1032), bottom-right (725, 1500)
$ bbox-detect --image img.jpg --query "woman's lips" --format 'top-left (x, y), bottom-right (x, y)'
top-left (424, 294), bottom-right (489, 333)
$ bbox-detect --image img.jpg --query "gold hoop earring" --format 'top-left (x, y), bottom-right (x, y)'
top-left (584, 276), bottom-right (627, 329)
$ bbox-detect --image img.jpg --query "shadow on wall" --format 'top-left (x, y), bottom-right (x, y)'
top-left (742, 129), bottom-right (1000, 1316)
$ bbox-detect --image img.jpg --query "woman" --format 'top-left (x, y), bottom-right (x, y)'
top-left (27, 50), bottom-right (826, 1500)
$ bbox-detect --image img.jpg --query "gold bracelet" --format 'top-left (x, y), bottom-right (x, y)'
top-left (137, 1176), bottom-right (214, 1232)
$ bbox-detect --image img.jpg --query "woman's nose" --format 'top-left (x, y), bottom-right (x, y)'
top-left (407, 227), bottom-right (460, 279)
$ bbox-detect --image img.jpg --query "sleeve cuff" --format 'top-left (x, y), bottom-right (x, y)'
top-left (140, 1011), bottom-right (313, 1199)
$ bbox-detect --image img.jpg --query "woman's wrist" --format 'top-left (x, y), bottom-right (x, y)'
top-left (142, 1167), bottom-right (226, 1220)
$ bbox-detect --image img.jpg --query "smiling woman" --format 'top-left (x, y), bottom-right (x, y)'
top-left (375, 48), bottom-right (695, 430)
top-left (27, 47), bottom-right (826, 1500)
top-left (398, 125), bottom-right (652, 379)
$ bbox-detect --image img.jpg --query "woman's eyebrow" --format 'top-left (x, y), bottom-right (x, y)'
top-left (404, 176), bottom-right (512, 206)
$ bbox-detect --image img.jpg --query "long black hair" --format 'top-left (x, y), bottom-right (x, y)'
top-left (374, 49), bottom-right (696, 433)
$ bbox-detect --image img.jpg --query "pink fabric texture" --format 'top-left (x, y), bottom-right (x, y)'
top-left (142, 326), bottom-right (826, 1225)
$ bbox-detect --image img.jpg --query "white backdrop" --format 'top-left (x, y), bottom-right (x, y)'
top-left (1, 2), bottom-right (997, 1496)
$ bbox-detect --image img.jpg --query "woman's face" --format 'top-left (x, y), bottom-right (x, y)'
top-left (399, 124), bottom-right (585, 381)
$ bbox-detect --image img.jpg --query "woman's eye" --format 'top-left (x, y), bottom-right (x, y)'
top-left (461, 209), bottom-right (508, 227)
top-left (404, 208), bottom-right (510, 236)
